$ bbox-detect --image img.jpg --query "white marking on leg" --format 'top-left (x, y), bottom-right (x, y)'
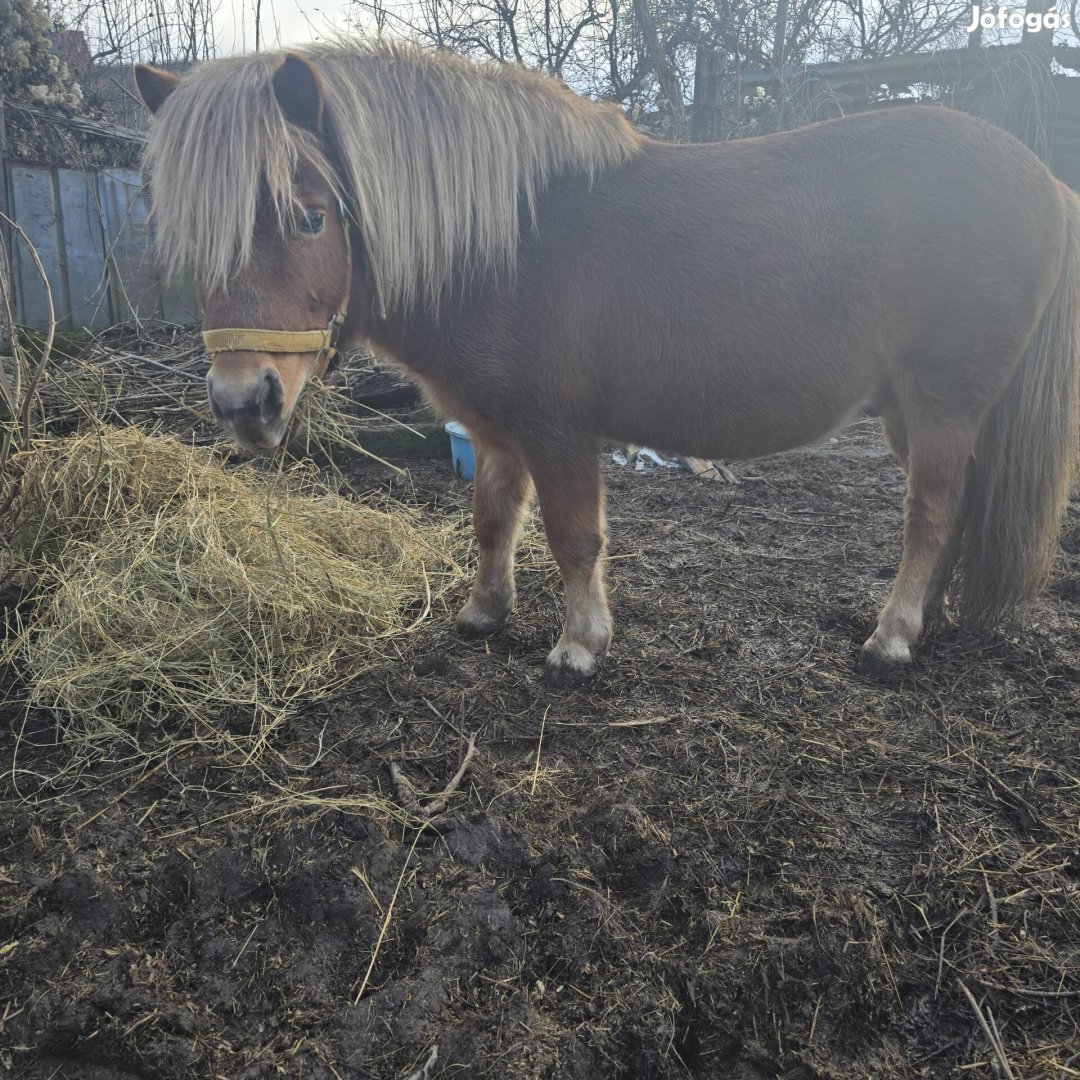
top-left (863, 423), bottom-right (975, 668)
top-left (547, 560), bottom-right (611, 676)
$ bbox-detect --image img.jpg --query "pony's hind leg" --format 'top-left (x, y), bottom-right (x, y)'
top-left (879, 404), bottom-right (909, 468)
top-left (923, 519), bottom-right (963, 629)
top-left (879, 400), bottom-right (957, 626)
top-left (861, 421), bottom-right (977, 670)
top-left (526, 437), bottom-right (612, 683)
top-left (457, 436), bottom-right (534, 634)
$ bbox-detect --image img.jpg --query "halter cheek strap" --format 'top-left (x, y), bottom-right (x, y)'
top-left (202, 202), bottom-right (352, 369)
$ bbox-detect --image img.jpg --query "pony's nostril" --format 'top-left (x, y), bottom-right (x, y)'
top-left (257, 368), bottom-right (285, 424)
top-left (205, 366), bottom-right (285, 436)
top-left (206, 374), bottom-right (225, 421)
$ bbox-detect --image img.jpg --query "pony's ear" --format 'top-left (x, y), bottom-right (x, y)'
top-left (134, 63), bottom-right (180, 114)
top-left (272, 52), bottom-right (324, 132)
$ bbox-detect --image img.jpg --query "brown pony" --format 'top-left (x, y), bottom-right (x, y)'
top-left (135, 41), bottom-right (1080, 683)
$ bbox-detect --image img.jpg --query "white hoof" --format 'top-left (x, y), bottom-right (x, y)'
top-left (545, 640), bottom-right (602, 685)
top-left (860, 630), bottom-right (912, 672)
top-left (456, 597), bottom-right (509, 636)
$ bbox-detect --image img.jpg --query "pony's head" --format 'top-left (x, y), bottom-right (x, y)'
top-left (135, 54), bottom-right (351, 451)
top-left (136, 41), bottom-right (641, 450)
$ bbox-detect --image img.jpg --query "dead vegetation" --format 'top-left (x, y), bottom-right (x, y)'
top-left (1, 421), bottom-right (1078, 1079)
top-left (0, 227), bottom-right (1077, 1080)
top-left (1, 426), bottom-right (462, 789)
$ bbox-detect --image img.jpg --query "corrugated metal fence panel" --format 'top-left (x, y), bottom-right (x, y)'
top-left (57, 167), bottom-right (111, 327)
top-left (159, 268), bottom-right (199, 325)
top-left (4, 161), bottom-right (198, 330)
top-left (8, 163), bottom-right (70, 329)
top-left (98, 167), bottom-right (160, 323)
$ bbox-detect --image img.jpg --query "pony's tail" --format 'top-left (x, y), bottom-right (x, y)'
top-left (958, 183), bottom-right (1080, 624)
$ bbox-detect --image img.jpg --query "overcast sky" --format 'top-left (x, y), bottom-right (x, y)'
top-left (124, 0), bottom-right (1080, 62)
top-left (217, 0), bottom-right (355, 53)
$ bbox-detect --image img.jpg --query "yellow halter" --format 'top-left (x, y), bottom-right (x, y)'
top-left (201, 322), bottom-right (343, 356)
top-left (202, 203), bottom-right (352, 368)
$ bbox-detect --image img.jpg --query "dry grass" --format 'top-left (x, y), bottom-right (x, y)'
top-left (24, 326), bottom-right (405, 471)
top-left (2, 426), bottom-right (463, 766)
top-left (1, 429), bottom-right (1078, 1078)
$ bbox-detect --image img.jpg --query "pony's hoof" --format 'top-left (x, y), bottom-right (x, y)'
top-left (456, 600), bottom-right (508, 637)
top-left (858, 638), bottom-right (912, 680)
top-left (545, 642), bottom-right (601, 687)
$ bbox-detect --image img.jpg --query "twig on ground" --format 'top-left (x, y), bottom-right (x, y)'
top-left (390, 734), bottom-right (478, 817)
top-left (679, 455), bottom-right (740, 483)
top-left (352, 824), bottom-right (428, 1006)
top-left (959, 980), bottom-right (1018, 1080)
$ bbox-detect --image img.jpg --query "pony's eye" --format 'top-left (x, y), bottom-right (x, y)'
top-left (299, 208), bottom-right (325, 236)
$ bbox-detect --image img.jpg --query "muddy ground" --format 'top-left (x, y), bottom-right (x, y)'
top-left (2, 418), bottom-right (1079, 1079)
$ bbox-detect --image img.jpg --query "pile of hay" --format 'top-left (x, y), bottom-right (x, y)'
top-left (3, 427), bottom-right (462, 747)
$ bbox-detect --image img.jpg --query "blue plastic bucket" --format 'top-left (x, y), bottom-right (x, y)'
top-left (445, 420), bottom-right (475, 481)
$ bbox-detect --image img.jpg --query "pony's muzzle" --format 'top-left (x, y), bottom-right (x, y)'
top-left (206, 355), bottom-right (292, 451)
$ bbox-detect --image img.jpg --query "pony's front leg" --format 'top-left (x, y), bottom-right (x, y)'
top-left (527, 440), bottom-right (612, 683)
top-left (457, 437), bottom-right (534, 634)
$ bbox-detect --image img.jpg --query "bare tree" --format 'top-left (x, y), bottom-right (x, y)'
top-left (347, 0), bottom-right (978, 135)
top-left (632, 0), bottom-right (688, 136)
top-left (44, 0), bottom-right (218, 65)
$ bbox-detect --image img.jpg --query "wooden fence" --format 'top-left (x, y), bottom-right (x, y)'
top-left (726, 45), bottom-right (1080, 190)
top-left (0, 101), bottom-right (197, 332)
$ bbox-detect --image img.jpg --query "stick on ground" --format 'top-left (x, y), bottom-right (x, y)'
top-left (959, 979), bottom-right (1018, 1080)
top-left (390, 734), bottom-right (478, 817)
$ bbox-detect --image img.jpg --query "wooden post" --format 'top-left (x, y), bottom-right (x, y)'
top-left (0, 94), bottom-right (12, 343)
top-left (1022, 0), bottom-right (1056, 64)
top-left (690, 47), bottom-right (724, 143)
top-left (772, 0), bottom-right (789, 67)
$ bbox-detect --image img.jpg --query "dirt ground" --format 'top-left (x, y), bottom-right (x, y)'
top-left (2, 417), bottom-right (1079, 1079)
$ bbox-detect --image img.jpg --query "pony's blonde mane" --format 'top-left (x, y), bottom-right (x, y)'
top-left (143, 39), bottom-right (643, 312)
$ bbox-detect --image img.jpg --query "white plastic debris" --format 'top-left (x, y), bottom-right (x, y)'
top-left (612, 445), bottom-right (682, 471)
top-left (612, 446), bottom-right (737, 481)
top-left (401, 1045), bottom-right (438, 1080)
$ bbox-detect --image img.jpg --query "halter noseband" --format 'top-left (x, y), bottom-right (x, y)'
top-left (202, 318), bottom-right (344, 358)
top-left (202, 202), bottom-right (352, 374)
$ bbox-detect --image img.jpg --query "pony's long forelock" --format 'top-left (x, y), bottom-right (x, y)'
top-left (143, 39), bottom-right (643, 312)
top-left (144, 56), bottom-right (329, 294)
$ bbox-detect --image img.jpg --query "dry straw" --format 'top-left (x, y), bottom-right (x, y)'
top-left (3, 426), bottom-right (462, 757)
top-left (21, 327), bottom-right (415, 476)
